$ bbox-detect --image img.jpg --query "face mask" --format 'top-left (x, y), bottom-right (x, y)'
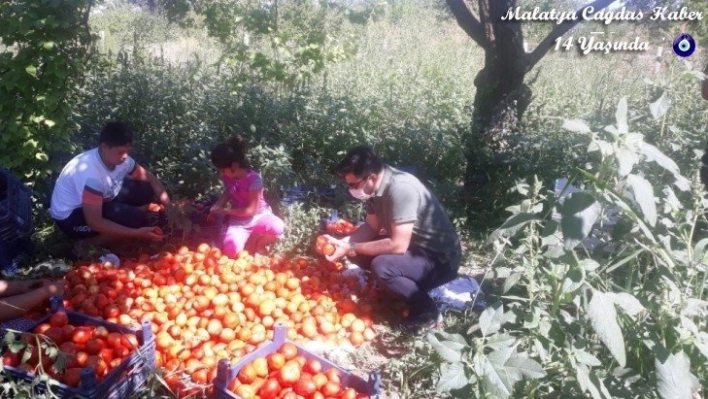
top-left (348, 187), bottom-right (372, 201)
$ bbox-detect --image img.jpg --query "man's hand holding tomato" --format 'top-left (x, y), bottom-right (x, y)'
top-left (323, 235), bottom-right (351, 263)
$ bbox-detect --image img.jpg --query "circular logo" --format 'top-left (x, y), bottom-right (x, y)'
top-left (672, 33), bottom-right (696, 57)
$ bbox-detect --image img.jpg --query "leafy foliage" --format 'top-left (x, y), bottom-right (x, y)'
top-left (429, 97), bottom-right (707, 398)
top-left (157, 0), bottom-right (378, 85)
top-left (0, 0), bottom-right (93, 180)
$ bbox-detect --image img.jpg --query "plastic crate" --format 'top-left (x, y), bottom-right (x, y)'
top-left (281, 186), bottom-right (336, 208)
top-left (319, 210), bottom-right (364, 238)
top-left (212, 323), bottom-right (380, 399)
top-left (0, 168), bottom-right (33, 274)
top-left (1, 297), bottom-right (156, 399)
top-left (0, 167), bottom-right (32, 241)
top-left (0, 235), bottom-right (32, 276)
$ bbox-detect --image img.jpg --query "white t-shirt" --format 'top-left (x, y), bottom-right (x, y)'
top-left (50, 148), bottom-right (136, 220)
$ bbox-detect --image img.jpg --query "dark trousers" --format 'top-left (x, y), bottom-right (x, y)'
top-left (54, 179), bottom-right (156, 239)
top-left (350, 246), bottom-right (459, 315)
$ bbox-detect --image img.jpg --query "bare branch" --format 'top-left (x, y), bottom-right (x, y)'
top-left (446, 0), bottom-right (490, 50)
top-left (526, 0), bottom-right (615, 71)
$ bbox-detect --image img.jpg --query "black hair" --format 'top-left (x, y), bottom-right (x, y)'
top-left (211, 135), bottom-right (250, 169)
top-left (334, 145), bottom-right (383, 178)
top-left (99, 122), bottom-right (134, 147)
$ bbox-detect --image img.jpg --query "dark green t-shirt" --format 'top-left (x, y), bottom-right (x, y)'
top-left (366, 165), bottom-right (461, 270)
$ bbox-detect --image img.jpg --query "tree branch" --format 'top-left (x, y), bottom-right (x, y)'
top-left (526, 0), bottom-right (615, 71)
top-left (446, 0), bottom-right (490, 50)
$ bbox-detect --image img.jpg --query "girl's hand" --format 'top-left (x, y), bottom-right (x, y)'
top-left (40, 280), bottom-right (66, 298)
top-left (209, 204), bottom-right (225, 215)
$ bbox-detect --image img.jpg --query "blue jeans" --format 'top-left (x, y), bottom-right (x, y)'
top-left (349, 246), bottom-right (459, 314)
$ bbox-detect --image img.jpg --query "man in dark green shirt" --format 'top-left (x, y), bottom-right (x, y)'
top-left (325, 145), bottom-right (462, 333)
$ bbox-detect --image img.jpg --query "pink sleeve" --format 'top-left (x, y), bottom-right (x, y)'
top-left (248, 172), bottom-right (264, 191)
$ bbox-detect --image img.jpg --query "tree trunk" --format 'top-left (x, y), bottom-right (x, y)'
top-left (445, 0), bottom-right (616, 194)
top-left (463, 0), bottom-right (530, 191)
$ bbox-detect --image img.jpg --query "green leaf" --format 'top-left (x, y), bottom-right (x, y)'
top-left (639, 142), bottom-right (690, 191)
top-left (479, 303), bottom-right (504, 337)
top-left (43, 119), bottom-right (55, 127)
top-left (576, 364), bottom-right (606, 399)
top-left (487, 213), bottom-right (538, 244)
top-left (615, 96), bottom-right (628, 134)
top-left (587, 291), bottom-right (626, 367)
top-left (625, 174), bottom-right (657, 227)
top-left (540, 220), bottom-right (559, 238)
top-left (435, 362), bottom-right (468, 393)
top-left (25, 65), bottom-right (37, 77)
top-left (502, 273), bottom-right (522, 294)
top-left (7, 340), bottom-right (25, 354)
top-left (655, 351), bottom-right (699, 399)
top-left (45, 346), bottom-right (58, 359)
top-left (562, 119), bottom-right (591, 134)
top-left (485, 334), bottom-right (517, 350)
top-left (607, 293), bottom-right (645, 318)
top-left (575, 349), bottom-right (602, 367)
top-left (561, 267), bottom-right (584, 294)
top-left (487, 346), bottom-right (514, 367)
top-left (692, 238), bottom-right (708, 263)
top-left (649, 93), bottom-right (671, 120)
top-left (428, 333), bottom-right (465, 363)
top-left (474, 353), bottom-right (513, 399)
top-left (578, 259), bottom-right (600, 272)
top-left (3, 331), bottom-right (16, 345)
top-left (21, 347), bottom-right (32, 364)
top-left (434, 331), bottom-right (469, 346)
top-left (559, 192), bottom-right (601, 250)
top-left (504, 356), bottom-right (546, 379)
top-left (615, 148), bottom-right (638, 176)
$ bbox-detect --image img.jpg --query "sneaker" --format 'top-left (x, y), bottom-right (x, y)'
top-left (398, 309), bottom-right (441, 335)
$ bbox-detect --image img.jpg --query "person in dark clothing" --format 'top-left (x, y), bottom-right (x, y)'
top-left (324, 145), bottom-right (462, 334)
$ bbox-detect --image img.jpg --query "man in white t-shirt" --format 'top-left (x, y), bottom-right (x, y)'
top-left (50, 122), bottom-right (170, 246)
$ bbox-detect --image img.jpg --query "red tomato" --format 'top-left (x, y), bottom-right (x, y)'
top-left (2, 352), bottom-right (20, 367)
top-left (120, 334), bottom-right (139, 349)
top-left (238, 364), bottom-right (257, 384)
top-left (43, 326), bottom-right (65, 345)
top-left (85, 339), bottom-right (105, 355)
top-left (86, 355), bottom-right (107, 377)
top-left (325, 367), bottom-right (342, 384)
top-left (257, 378), bottom-right (281, 399)
top-left (106, 332), bottom-right (123, 348)
top-left (59, 341), bottom-right (76, 354)
top-left (92, 326), bottom-right (109, 339)
top-left (293, 377), bottom-right (317, 396)
top-left (267, 352), bottom-right (286, 370)
top-left (280, 392), bottom-right (298, 399)
top-left (321, 381), bottom-right (342, 397)
top-left (33, 323), bottom-right (51, 334)
top-left (341, 388), bottom-right (358, 399)
top-left (276, 360), bottom-right (301, 388)
top-left (113, 345), bottom-right (130, 358)
top-left (303, 358), bottom-right (322, 375)
top-left (61, 324), bottom-right (76, 341)
top-left (63, 368), bottom-right (82, 387)
top-left (100, 347), bottom-right (115, 363)
top-left (73, 327), bottom-right (93, 345)
top-left (49, 312), bottom-right (69, 328)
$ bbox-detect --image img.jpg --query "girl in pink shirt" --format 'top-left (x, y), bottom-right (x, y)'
top-left (209, 135), bottom-right (285, 257)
